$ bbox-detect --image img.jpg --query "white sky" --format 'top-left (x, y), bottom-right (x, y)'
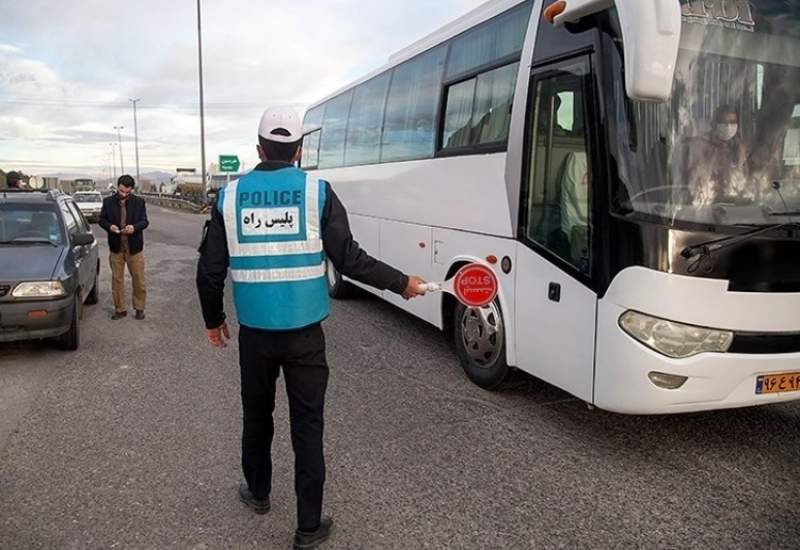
top-left (0, 0), bottom-right (488, 179)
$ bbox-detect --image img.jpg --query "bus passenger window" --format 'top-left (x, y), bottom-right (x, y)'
top-left (442, 62), bottom-right (519, 150)
top-left (318, 91), bottom-right (353, 169)
top-left (523, 63), bottom-right (592, 275)
top-left (381, 46), bottom-right (446, 163)
top-left (345, 73), bottom-right (391, 167)
top-left (302, 130), bottom-right (321, 170)
top-left (301, 105), bottom-right (324, 170)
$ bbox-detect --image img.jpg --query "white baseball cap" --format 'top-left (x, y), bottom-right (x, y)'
top-left (258, 106), bottom-right (312, 144)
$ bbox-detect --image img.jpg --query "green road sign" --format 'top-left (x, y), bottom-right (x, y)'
top-left (219, 155), bottom-right (240, 173)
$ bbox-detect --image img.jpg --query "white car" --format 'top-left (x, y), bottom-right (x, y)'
top-left (72, 191), bottom-right (103, 223)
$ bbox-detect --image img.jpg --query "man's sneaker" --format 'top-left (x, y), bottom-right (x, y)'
top-left (238, 480), bottom-right (270, 514)
top-left (294, 516), bottom-right (334, 549)
top-left (111, 311), bottom-right (127, 320)
top-left (135, 310), bottom-right (146, 320)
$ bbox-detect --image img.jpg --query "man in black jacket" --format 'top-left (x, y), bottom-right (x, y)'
top-left (196, 106), bottom-right (426, 549)
top-left (99, 175), bottom-right (150, 320)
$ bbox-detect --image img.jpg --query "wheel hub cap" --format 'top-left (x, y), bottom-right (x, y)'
top-left (460, 302), bottom-right (503, 369)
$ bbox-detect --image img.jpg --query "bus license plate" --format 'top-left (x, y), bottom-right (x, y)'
top-left (755, 373), bottom-right (800, 395)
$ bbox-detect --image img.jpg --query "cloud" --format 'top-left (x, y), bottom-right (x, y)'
top-left (0, 0), bottom-right (489, 177)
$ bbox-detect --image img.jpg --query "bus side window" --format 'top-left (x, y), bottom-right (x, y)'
top-left (319, 91), bottom-right (353, 170)
top-left (301, 104), bottom-right (325, 170)
top-left (302, 130), bottom-right (322, 170)
top-left (381, 45), bottom-right (446, 163)
top-left (441, 62), bottom-right (519, 150)
top-left (523, 61), bottom-right (592, 275)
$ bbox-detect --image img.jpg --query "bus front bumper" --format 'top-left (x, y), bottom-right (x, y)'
top-left (595, 313), bottom-right (800, 414)
top-left (594, 268), bottom-right (800, 415)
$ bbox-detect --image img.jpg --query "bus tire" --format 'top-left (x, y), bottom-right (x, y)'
top-left (325, 257), bottom-right (352, 299)
top-left (453, 299), bottom-right (509, 390)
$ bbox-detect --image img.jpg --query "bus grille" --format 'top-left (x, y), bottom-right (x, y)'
top-left (730, 332), bottom-right (800, 355)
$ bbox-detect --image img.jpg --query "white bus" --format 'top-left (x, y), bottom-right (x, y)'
top-left (301, 0), bottom-right (800, 414)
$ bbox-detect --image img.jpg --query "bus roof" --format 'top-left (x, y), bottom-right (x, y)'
top-left (306, 0), bottom-right (528, 111)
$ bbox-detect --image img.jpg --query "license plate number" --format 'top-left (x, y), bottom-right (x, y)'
top-left (755, 372), bottom-right (800, 395)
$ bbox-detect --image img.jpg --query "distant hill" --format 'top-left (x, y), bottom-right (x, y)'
top-left (141, 171), bottom-right (173, 182)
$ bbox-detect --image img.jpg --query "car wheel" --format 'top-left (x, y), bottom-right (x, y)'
top-left (58, 295), bottom-right (80, 351)
top-left (85, 268), bottom-right (99, 306)
top-left (453, 299), bottom-right (509, 390)
top-left (325, 257), bottom-right (352, 299)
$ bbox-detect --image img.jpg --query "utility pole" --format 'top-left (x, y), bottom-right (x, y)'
top-left (114, 125), bottom-right (125, 174)
top-left (129, 99), bottom-right (141, 184)
top-left (196, 0), bottom-right (208, 198)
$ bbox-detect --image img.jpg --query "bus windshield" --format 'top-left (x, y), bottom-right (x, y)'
top-left (611, 0), bottom-right (800, 228)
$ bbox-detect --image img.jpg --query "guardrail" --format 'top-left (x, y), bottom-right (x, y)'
top-left (140, 193), bottom-right (209, 214)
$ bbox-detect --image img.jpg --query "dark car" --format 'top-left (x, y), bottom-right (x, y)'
top-left (0, 189), bottom-right (100, 350)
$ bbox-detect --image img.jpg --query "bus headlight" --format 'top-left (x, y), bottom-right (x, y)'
top-left (619, 311), bottom-right (733, 359)
top-left (12, 281), bottom-right (66, 299)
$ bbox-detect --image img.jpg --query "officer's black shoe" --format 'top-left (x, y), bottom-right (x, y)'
top-left (238, 480), bottom-right (270, 515)
top-left (293, 516), bottom-right (334, 549)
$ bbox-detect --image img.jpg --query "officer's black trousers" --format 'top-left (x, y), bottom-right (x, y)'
top-left (238, 323), bottom-right (328, 531)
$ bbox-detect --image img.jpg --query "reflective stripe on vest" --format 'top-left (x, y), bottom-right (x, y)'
top-left (230, 263), bottom-right (326, 283)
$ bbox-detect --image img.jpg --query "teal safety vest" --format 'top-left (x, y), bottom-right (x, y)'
top-left (217, 167), bottom-right (330, 330)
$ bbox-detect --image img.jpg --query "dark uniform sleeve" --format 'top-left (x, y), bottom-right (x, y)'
top-left (321, 182), bottom-right (408, 294)
top-left (196, 206), bottom-right (230, 329)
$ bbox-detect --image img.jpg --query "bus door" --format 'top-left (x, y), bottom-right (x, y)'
top-left (515, 56), bottom-right (598, 402)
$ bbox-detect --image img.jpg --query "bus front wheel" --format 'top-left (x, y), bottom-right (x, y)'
top-left (453, 300), bottom-right (509, 390)
top-left (325, 258), bottom-right (352, 299)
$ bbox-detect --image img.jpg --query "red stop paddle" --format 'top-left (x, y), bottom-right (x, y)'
top-left (421, 263), bottom-right (498, 308)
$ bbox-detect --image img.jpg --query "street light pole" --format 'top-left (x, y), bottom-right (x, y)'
top-left (129, 99), bottom-right (141, 184)
top-left (196, 0), bottom-right (208, 198)
top-left (114, 125), bottom-right (125, 174)
top-left (110, 142), bottom-right (117, 183)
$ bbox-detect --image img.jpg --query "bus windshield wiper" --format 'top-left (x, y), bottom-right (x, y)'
top-left (770, 211), bottom-right (800, 216)
top-left (681, 222), bottom-right (800, 260)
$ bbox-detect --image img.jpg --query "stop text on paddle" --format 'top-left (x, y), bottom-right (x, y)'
top-left (421, 263), bottom-right (499, 308)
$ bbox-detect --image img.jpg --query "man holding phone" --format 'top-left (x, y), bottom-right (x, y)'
top-left (99, 175), bottom-right (149, 320)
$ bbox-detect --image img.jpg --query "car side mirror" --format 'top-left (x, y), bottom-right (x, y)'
top-left (72, 232), bottom-right (95, 246)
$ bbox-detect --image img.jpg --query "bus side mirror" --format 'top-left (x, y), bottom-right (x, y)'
top-left (549, 0), bottom-right (682, 102)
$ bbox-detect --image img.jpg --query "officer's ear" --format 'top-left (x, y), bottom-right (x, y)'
top-left (257, 145), bottom-right (267, 162)
top-left (292, 146), bottom-right (303, 164)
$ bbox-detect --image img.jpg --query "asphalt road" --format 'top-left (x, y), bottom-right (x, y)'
top-left (1, 205), bottom-right (798, 550)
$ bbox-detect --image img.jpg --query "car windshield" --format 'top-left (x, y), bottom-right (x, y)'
top-left (610, 0), bottom-right (800, 228)
top-left (0, 205), bottom-right (65, 245)
top-left (73, 193), bottom-right (101, 203)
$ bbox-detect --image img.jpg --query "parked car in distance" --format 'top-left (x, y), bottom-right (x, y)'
top-left (0, 189), bottom-right (100, 350)
top-left (72, 191), bottom-right (104, 223)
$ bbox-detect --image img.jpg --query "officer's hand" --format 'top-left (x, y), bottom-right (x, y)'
top-left (402, 275), bottom-right (427, 300)
top-left (206, 322), bottom-right (230, 348)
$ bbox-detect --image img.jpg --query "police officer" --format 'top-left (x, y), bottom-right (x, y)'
top-left (196, 106), bottom-right (426, 549)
